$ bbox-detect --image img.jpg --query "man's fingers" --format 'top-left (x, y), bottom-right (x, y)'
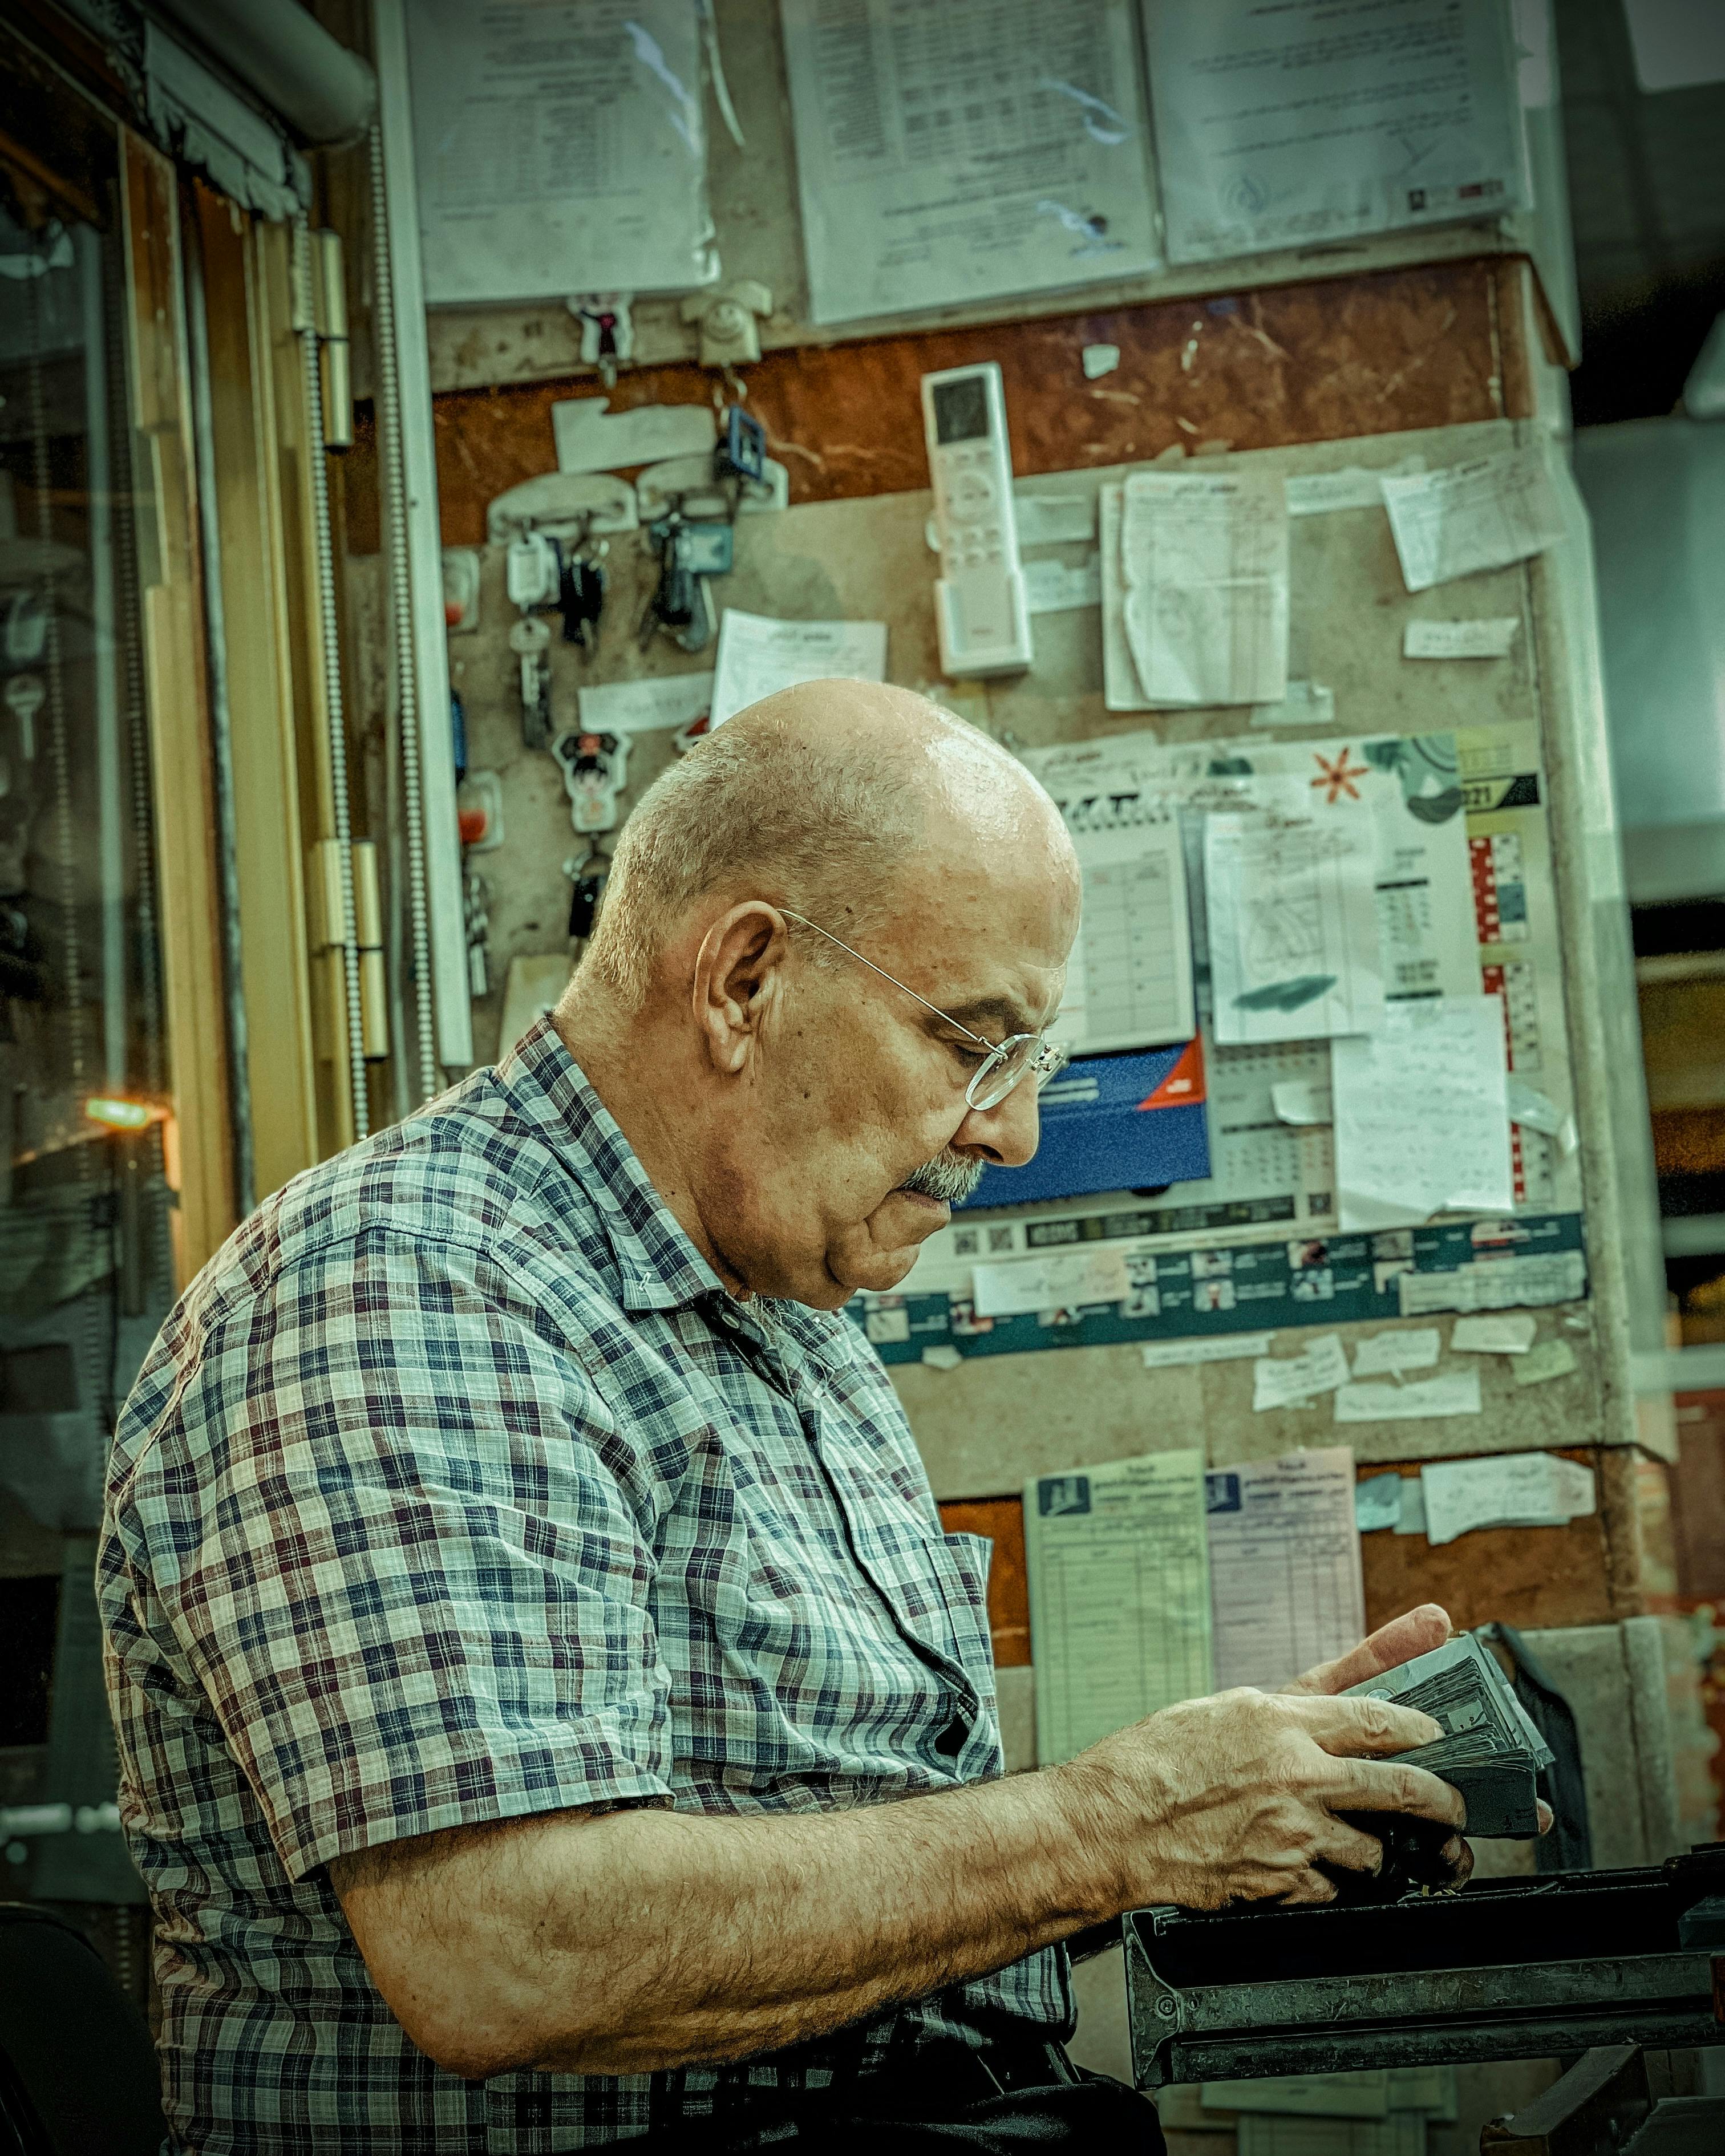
top-left (1285, 1692), bottom-right (1443, 1756)
top-left (1327, 1758), bottom-right (1467, 1829)
top-left (1316, 1818), bottom-right (1385, 1875)
top-left (1440, 1834), bottom-right (1475, 1885)
top-left (1283, 1604), bottom-right (1452, 1697)
top-left (1536, 1800), bottom-right (1554, 1835)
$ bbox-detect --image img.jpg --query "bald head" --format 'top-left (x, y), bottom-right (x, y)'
top-left (581, 678), bottom-right (1074, 1006)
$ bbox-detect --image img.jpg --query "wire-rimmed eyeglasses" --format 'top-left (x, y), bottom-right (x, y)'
top-left (780, 910), bottom-right (1070, 1112)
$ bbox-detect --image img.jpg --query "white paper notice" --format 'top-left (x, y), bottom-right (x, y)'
top-left (1382, 451), bottom-right (1568, 593)
top-left (553, 399), bottom-right (718, 477)
top-left (1272, 1079), bottom-right (1333, 1126)
top-left (1144, 0), bottom-right (1529, 265)
top-left (709, 611), bottom-right (889, 726)
top-left (1023, 553), bottom-right (1102, 614)
top-left (1420, 1452), bottom-right (1597, 1545)
top-left (1451, 1314), bottom-right (1538, 1355)
top-left (1334, 1368), bottom-right (1483, 1424)
top-left (1206, 790), bottom-right (1384, 1046)
top-left (1250, 680), bottom-right (1337, 730)
top-left (1330, 996), bottom-right (1514, 1230)
top-left (1285, 459), bottom-right (1426, 516)
top-left (1399, 1248), bottom-right (1586, 1317)
top-left (1206, 1448), bottom-right (1367, 1691)
top-left (1253, 1331), bottom-right (1350, 1411)
top-left (1058, 813), bottom-right (1196, 1052)
top-left (1513, 1338), bottom-right (1579, 1387)
top-left (1404, 618), bottom-right (1521, 659)
top-left (577, 672), bottom-right (713, 734)
top-left (1120, 469), bottom-right (1290, 707)
top-left (1025, 1450), bottom-right (1213, 1762)
top-left (407, 0), bottom-right (714, 306)
top-left (1141, 1332), bottom-right (1272, 1370)
top-left (971, 1246), bottom-right (1131, 1318)
top-left (780, 0), bottom-right (1161, 327)
top-left (1350, 1328), bottom-right (1441, 1376)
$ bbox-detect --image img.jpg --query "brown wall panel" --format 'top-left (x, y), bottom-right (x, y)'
top-left (938, 1498), bottom-right (1029, 1669)
top-left (350, 258), bottom-right (1522, 553)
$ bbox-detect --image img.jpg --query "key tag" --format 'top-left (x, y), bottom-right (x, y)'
top-left (558, 527), bottom-right (608, 651)
top-left (551, 727), bottom-right (630, 835)
top-left (564, 845), bottom-right (610, 941)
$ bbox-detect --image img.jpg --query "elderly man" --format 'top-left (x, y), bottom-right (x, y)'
top-left (101, 683), bottom-right (1469, 2155)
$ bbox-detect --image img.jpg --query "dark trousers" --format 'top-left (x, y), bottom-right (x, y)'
top-left (639, 2026), bottom-right (1165, 2151)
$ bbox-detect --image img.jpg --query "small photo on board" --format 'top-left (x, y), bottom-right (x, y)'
top-left (1192, 1249), bottom-right (1234, 1278)
top-left (1194, 1278), bottom-right (1237, 1313)
top-left (1287, 1239), bottom-right (1330, 1272)
top-left (1373, 1229), bottom-right (1415, 1261)
top-left (1291, 1269), bottom-right (1335, 1302)
top-left (1038, 1474), bottom-right (1092, 1518)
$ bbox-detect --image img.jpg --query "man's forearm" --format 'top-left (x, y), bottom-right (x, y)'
top-left (336, 1764), bottom-right (1117, 2080)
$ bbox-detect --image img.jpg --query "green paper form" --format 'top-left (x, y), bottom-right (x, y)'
top-left (1024, 1449), bottom-right (1213, 1765)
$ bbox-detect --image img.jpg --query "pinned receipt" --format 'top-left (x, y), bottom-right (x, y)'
top-left (1331, 996), bottom-right (1513, 1231)
top-left (971, 1246), bottom-right (1129, 1318)
top-left (1420, 1452), bottom-right (1597, 1546)
top-left (1381, 449), bottom-right (1567, 593)
top-left (1350, 1328), bottom-right (1440, 1376)
top-left (1452, 1314), bottom-right (1538, 1355)
top-left (1334, 1368), bottom-right (1482, 1424)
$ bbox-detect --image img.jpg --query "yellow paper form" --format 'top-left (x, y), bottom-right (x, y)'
top-left (1024, 1449), bottom-right (1212, 1765)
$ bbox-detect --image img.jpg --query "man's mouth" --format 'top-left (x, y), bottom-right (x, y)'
top-left (897, 1151), bottom-right (986, 1208)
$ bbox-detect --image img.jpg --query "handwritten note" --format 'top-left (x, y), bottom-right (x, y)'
top-left (1513, 1339), bottom-right (1579, 1387)
top-left (1381, 449), bottom-right (1567, 594)
top-left (1451, 1314), bottom-right (1538, 1355)
top-left (1403, 618), bottom-right (1520, 659)
top-left (1420, 1452), bottom-right (1597, 1546)
top-left (971, 1246), bottom-right (1130, 1318)
top-left (710, 610), bottom-right (888, 726)
top-left (1334, 1368), bottom-right (1483, 1424)
top-left (1253, 1331), bottom-right (1351, 1411)
top-left (1025, 1450), bottom-right (1213, 1763)
top-left (1119, 468), bottom-right (1290, 706)
top-left (1284, 459), bottom-right (1424, 516)
top-left (577, 671), bottom-right (714, 733)
top-left (1330, 996), bottom-right (1513, 1231)
top-left (1206, 790), bottom-right (1384, 1046)
top-left (1206, 1448), bottom-right (1366, 1691)
top-left (1023, 552), bottom-right (1102, 614)
top-left (1350, 1328), bottom-right (1441, 1376)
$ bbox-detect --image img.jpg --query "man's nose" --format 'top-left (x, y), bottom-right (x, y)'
top-left (955, 1073), bottom-right (1042, 1168)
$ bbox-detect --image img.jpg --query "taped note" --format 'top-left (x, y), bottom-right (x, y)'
top-left (1206, 1448), bottom-right (1366, 1691)
top-left (1451, 1314), bottom-right (1538, 1355)
top-left (1403, 618), bottom-right (1520, 660)
top-left (553, 398), bottom-right (717, 475)
top-left (1331, 997), bottom-right (1513, 1230)
top-left (578, 671), bottom-right (713, 733)
top-left (1420, 1452), bottom-right (1597, 1546)
top-left (1395, 1480), bottom-right (1428, 1537)
top-left (1025, 1449), bottom-right (1212, 1763)
top-left (971, 1246), bottom-right (1131, 1318)
top-left (1334, 1368), bottom-right (1482, 1423)
top-left (1513, 1339), bottom-right (1578, 1387)
top-left (1253, 1331), bottom-right (1350, 1411)
top-left (1141, 1332), bottom-right (1272, 1369)
top-left (1023, 552), bottom-right (1102, 614)
top-left (1381, 449), bottom-right (1567, 594)
top-left (1350, 1328), bottom-right (1441, 1376)
top-left (920, 1344), bottom-right (963, 1371)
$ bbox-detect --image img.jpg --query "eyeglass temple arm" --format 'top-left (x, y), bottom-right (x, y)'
top-left (777, 909), bottom-right (999, 1053)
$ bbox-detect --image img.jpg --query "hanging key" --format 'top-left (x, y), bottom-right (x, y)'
top-left (558, 541), bottom-right (608, 651)
top-left (509, 615), bottom-right (554, 750)
top-left (638, 514), bottom-right (734, 654)
top-left (564, 849), bottom-right (610, 941)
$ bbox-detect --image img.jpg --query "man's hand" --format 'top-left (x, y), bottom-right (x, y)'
top-left (1057, 1685), bottom-right (1465, 1910)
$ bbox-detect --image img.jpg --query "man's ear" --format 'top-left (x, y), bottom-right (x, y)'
top-left (691, 903), bottom-right (789, 1075)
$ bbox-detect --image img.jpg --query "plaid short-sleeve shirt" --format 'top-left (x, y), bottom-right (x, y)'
top-left (99, 1018), bottom-right (1070, 2154)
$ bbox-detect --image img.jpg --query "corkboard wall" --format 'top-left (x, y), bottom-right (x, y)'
top-left (345, 257), bottom-right (1533, 556)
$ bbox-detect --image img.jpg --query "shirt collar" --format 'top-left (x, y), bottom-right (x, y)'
top-left (499, 1015), bottom-right (727, 1315)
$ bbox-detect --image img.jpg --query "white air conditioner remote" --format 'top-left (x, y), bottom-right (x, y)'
top-left (921, 362), bottom-right (1032, 678)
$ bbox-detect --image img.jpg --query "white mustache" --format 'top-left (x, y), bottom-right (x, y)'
top-left (899, 1151), bottom-right (985, 1205)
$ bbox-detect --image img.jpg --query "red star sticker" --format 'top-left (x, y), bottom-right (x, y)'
top-left (1311, 748), bottom-right (1368, 804)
